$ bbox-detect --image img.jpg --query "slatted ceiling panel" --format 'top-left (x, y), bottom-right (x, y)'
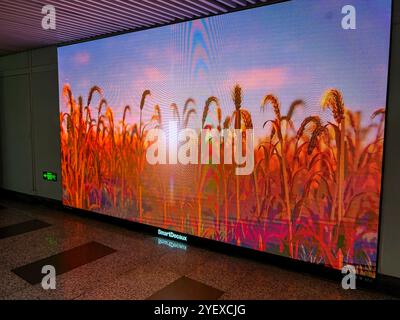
top-left (214, 1), bottom-right (235, 9)
top-left (161, 0), bottom-right (210, 17)
top-left (0, 0), bottom-right (280, 56)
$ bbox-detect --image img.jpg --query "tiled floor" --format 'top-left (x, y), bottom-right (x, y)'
top-left (0, 198), bottom-right (396, 300)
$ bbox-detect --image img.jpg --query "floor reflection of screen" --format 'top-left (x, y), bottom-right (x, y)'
top-left (58, 0), bottom-right (392, 278)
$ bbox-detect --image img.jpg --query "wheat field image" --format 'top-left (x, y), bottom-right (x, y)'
top-left (58, 0), bottom-right (392, 277)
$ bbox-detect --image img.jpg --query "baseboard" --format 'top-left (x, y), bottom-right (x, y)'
top-left (376, 274), bottom-right (400, 297)
top-left (0, 188), bottom-right (62, 209)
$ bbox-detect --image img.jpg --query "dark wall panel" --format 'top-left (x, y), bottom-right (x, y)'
top-left (0, 74), bottom-right (34, 194)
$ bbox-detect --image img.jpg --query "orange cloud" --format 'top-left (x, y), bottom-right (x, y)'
top-left (73, 51), bottom-right (90, 65)
top-left (143, 67), bottom-right (164, 82)
top-left (225, 67), bottom-right (289, 90)
top-left (131, 67), bottom-right (169, 97)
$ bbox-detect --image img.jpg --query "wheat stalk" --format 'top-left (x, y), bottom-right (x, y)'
top-left (321, 89), bottom-right (346, 225)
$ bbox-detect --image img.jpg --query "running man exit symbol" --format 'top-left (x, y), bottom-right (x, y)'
top-left (43, 171), bottom-right (57, 182)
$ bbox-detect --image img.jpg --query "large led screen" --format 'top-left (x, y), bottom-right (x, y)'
top-left (58, 0), bottom-right (392, 277)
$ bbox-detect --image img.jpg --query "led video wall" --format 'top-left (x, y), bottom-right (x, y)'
top-left (58, 0), bottom-right (392, 277)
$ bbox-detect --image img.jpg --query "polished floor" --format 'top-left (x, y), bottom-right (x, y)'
top-left (0, 198), bottom-right (396, 300)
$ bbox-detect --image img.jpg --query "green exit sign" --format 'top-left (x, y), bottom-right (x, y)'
top-left (43, 171), bottom-right (57, 182)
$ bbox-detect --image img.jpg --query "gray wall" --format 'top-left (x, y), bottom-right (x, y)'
top-left (0, 3), bottom-right (399, 279)
top-left (378, 0), bottom-right (400, 279)
top-left (0, 47), bottom-right (61, 200)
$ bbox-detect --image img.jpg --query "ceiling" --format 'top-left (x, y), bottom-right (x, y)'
top-left (0, 0), bottom-right (282, 56)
